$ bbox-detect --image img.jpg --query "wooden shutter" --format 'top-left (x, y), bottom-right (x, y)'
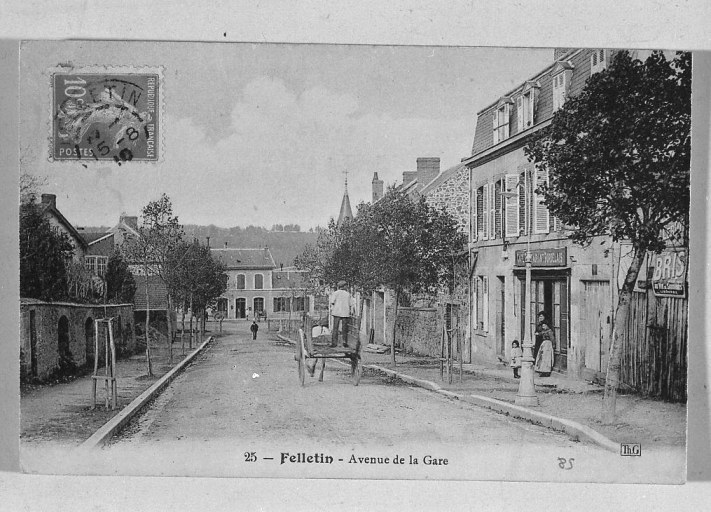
top-left (518, 172), bottom-right (526, 236)
top-left (488, 182), bottom-right (496, 239)
top-left (494, 180), bottom-right (502, 239)
top-left (527, 89), bottom-right (536, 127)
top-left (503, 104), bottom-right (510, 140)
top-left (492, 108), bottom-right (499, 145)
top-left (471, 185), bottom-right (477, 242)
top-left (476, 186), bottom-right (484, 241)
top-left (516, 95), bottom-right (524, 133)
top-left (482, 184), bottom-right (489, 240)
top-left (505, 174), bottom-right (519, 237)
top-left (534, 167), bottom-right (550, 234)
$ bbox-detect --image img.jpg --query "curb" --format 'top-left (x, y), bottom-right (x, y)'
top-left (367, 364), bottom-right (619, 453)
top-left (78, 336), bottom-right (215, 450)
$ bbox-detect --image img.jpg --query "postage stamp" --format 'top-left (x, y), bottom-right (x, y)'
top-left (50, 68), bottom-right (161, 163)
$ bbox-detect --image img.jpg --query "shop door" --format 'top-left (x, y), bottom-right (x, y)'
top-left (235, 298), bottom-right (246, 319)
top-left (528, 277), bottom-right (569, 372)
top-left (581, 280), bottom-right (611, 372)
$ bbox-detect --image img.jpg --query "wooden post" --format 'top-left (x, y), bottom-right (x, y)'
top-left (91, 319), bottom-right (99, 409)
top-left (109, 318), bottom-right (117, 410)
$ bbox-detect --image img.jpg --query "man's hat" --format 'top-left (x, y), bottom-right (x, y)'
top-left (337, 280), bottom-right (346, 287)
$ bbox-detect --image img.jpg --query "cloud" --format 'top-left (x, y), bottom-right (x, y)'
top-left (156, 77), bottom-right (474, 227)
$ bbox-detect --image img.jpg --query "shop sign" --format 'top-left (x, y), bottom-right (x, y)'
top-left (514, 247), bottom-right (567, 267)
top-left (649, 248), bottom-right (687, 297)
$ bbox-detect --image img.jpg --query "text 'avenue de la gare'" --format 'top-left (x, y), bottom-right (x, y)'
top-left (279, 452), bottom-right (448, 465)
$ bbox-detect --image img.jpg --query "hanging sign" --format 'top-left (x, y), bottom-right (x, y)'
top-left (649, 248), bottom-right (687, 297)
top-left (514, 247), bottom-right (567, 267)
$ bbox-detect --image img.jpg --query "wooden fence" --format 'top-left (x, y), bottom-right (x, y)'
top-left (619, 290), bottom-right (687, 402)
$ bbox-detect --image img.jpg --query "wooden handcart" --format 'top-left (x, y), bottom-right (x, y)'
top-left (294, 317), bottom-right (362, 387)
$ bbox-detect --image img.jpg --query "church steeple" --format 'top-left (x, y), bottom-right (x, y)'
top-left (337, 171), bottom-right (353, 225)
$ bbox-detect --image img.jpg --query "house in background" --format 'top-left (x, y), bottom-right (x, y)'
top-left (39, 193), bottom-right (88, 264)
top-left (211, 246), bottom-right (315, 320)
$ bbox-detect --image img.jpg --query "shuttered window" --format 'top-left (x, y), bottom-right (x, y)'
top-left (493, 103), bottom-right (511, 144)
top-left (476, 186), bottom-right (484, 241)
top-left (482, 184), bottom-right (489, 240)
top-left (494, 180), bottom-right (502, 239)
top-left (552, 73), bottom-right (566, 111)
top-left (505, 174), bottom-right (520, 237)
top-left (534, 167), bottom-right (550, 234)
top-left (590, 49), bottom-right (607, 75)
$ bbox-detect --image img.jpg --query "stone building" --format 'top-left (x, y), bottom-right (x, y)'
top-left (20, 299), bottom-right (135, 382)
top-left (462, 48), bottom-right (687, 387)
top-left (211, 247), bottom-right (315, 320)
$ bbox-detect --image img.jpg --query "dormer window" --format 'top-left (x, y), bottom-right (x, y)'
top-left (551, 60), bottom-right (574, 113)
top-left (516, 81), bottom-right (539, 132)
top-left (590, 49), bottom-right (607, 75)
top-left (492, 97), bottom-right (512, 145)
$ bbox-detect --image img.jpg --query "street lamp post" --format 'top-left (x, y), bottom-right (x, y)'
top-left (516, 169), bottom-right (539, 407)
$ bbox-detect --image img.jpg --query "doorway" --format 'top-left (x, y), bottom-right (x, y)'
top-left (58, 315), bottom-right (72, 370)
top-left (581, 280), bottom-right (611, 373)
top-left (29, 310), bottom-right (37, 378)
top-left (85, 317), bottom-right (95, 367)
top-left (235, 298), bottom-right (246, 319)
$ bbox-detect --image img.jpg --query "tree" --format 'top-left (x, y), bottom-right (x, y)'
top-left (298, 188), bottom-right (466, 364)
top-left (166, 240), bottom-right (227, 353)
top-left (19, 198), bottom-right (74, 301)
top-left (105, 251), bottom-right (137, 304)
top-left (525, 51), bottom-right (690, 422)
top-left (122, 193), bottom-right (185, 372)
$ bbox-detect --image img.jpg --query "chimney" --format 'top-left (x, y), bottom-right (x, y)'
top-left (372, 172), bottom-right (384, 202)
top-left (402, 171), bottom-right (417, 187)
top-left (119, 214), bottom-right (138, 230)
top-left (41, 193), bottom-right (57, 209)
top-left (416, 157), bottom-right (440, 189)
top-left (206, 236), bottom-right (210, 248)
top-left (224, 241), bottom-right (228, 248)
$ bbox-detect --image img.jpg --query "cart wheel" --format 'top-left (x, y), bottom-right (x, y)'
top-left (296, 341), bottom-right (305, 386)
top-left (350, 356), bottom-right (362, 386)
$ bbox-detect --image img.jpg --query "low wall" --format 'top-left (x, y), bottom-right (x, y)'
top-left (20, 300), bottom-right (135, 382)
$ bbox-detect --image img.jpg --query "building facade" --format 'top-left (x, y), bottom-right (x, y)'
top-left (464, 48), bottom-right (623, 377)
top-left (211, 247), bottom-right (315, 320)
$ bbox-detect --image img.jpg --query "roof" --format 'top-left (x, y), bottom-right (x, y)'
top-left (39, 203), bottom-right (89, 251)
top-left (337, 190), bottom-right (353, 225)
top-left (272, 270), bottom-right (308, 289)
top-left (210, 248), bottom-right (277, 269)
top-left (419, 162), bottom-right (468, 195)
top-left (81, 232), bottom-right (114, 245)
top-left (133, 275), bottom-right (168, 311)
top-left (470, 48), bottom-right (597, 157)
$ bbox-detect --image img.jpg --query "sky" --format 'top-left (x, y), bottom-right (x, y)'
top-left (20, 41), bottom-right (553, 229)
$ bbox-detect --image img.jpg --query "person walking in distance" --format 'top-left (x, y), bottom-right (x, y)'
top-left (330, 280), bottom-right (352, 348)
top-left (250, 320), bottom-right (259, 340)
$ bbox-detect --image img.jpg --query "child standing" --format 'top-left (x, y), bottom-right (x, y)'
top-left (510, 340), bottom-right (522, 379)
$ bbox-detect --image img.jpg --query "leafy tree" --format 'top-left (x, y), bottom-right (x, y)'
top-left (525, 50), bottom-right (690, 421)
top-left (166, 240), bottom-right (227, 352)
top-left (19, 198), bottom-right (74, 301)
top-left (105, 251), bottom-right (137, 304)
top-left (122, 193), bottom-right (184, 372)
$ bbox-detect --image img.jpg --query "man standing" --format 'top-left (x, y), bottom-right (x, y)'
top-left (250, 320), bottom-right (259, 340)
top-left (330, 280), bottom-right (352, 348)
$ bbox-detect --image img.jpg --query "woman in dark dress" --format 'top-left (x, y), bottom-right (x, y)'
top-left (534, 311), bottom-right (549, 360)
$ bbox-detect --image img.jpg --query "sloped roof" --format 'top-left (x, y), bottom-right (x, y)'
top-left (272, 270), bottom-right (308, 289)
top-left (210, 248), bottom-right (276, 269)
top-left (419, 162), bottom-right (468, 195)
top-left (39, 203), bottom-right (89, 251)
top-left (81, 231), bottom-right (113, 245)
top-left (133, 275), bottom-right (168, 311)
top-left (337, 190), bottom-right (353, 225)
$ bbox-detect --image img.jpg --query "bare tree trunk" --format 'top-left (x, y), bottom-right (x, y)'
top-left (602, 247), bottom-right (645, 423)
top-left (391, 289), bottom-right (399, 367)
top-left (181, 307), bottom-right (186, 356)
top-left (144, 264), bottom-right (153, 377)
top-left (189, 293), bottom-right (194, 350)
top-left (167, 293), bottom-right (174, 364)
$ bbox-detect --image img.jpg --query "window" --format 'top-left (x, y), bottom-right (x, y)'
top-left (254, 274), bottom-right (263, 289)
top-left (236, 274), bottom-right (246, 289)
top-left (293, 296), bottom-right (308, 312)
top-left (516, 87), bottom-right (536, 132)
top-left (274, 297), bottom-right (290, 312)
top-left (533, 167), bottom-right (550, 234)
top-left (492, 100), bottom-right (512, 144)
top-left (552, 73), bottom-right (566, 111)
top-left (590, 49), bottom-right (606, 75)
top-left (474, 181), bottom-right (502, 242)
top-left (84, 256), bottom-right (108, 277)
top-left (504, 174), bottom-right (520, 238)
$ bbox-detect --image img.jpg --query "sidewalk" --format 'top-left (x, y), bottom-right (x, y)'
top-left (360, 350), bottom-right (686, 449)
top-left (20, 336), bottom-right (209, 446)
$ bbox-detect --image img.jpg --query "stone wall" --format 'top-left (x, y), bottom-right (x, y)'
top-left (394, 307), bottom-right (441, 357)
top-left (425, 166), bottom-right (469, 234)
top-left (20, 301), bottom-right (135, 382)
